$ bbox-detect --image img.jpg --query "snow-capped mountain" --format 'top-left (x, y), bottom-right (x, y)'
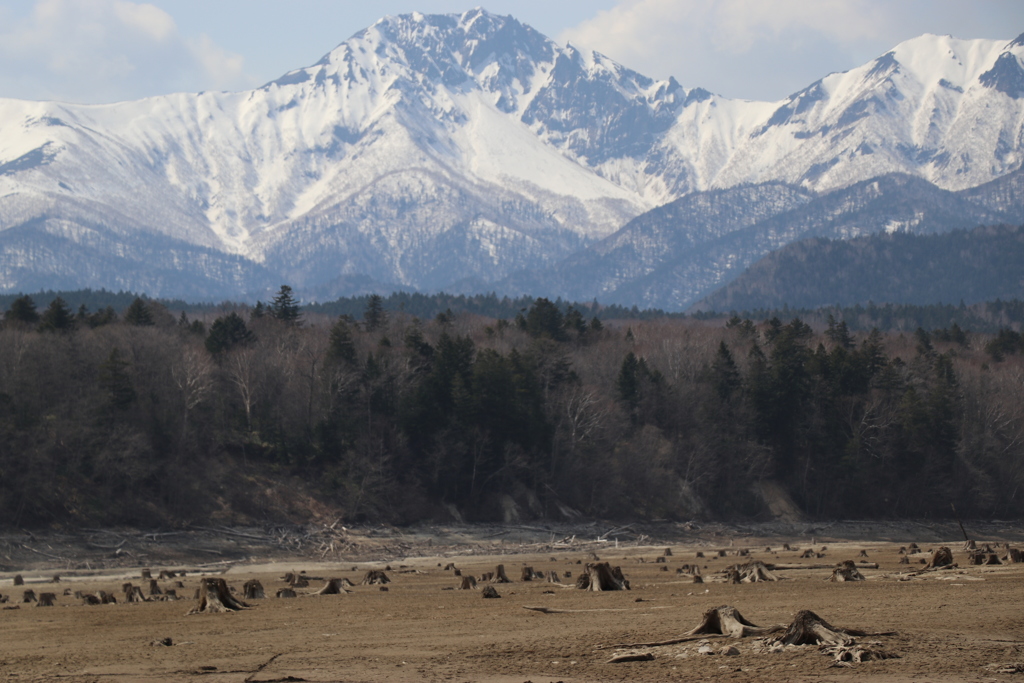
top-left (0, 10), bottom-right (1023, 300)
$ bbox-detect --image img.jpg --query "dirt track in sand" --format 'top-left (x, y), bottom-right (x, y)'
top-left (3, 523), bottom-right (1024, 682)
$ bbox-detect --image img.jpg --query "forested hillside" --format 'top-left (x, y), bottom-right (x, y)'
top-left (2, 290), bottom-right (1023, 528)
top-left (699, 224), bottom-right (1024, 312)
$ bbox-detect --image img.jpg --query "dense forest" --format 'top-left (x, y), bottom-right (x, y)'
top-left (2, 288), bottom-right (1024, 529)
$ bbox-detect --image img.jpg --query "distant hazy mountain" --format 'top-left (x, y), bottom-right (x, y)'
top-left (1, 10), bottom-right (1023, 300)
top-left (695, 223), bottom-right (1024, 312)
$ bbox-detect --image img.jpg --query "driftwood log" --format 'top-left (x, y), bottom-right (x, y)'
top-left (187, 578), bottom-right (249, 614)
top-left (311, 579), bottom-right (349, 595)
top-left (243, 579), bottom-right (266, 599)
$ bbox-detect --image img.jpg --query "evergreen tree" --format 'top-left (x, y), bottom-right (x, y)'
top-left (364, 294), bottom-right (387, 332)
top-left (269, 285), bottom-right (302, 326)
top-left (98, 348), bottom-right (136, 411)
top-left (123, 297), bottom-right (155, 326)
top-left (4, 295), bottom-right (39, 325)
top-left (327, 317), bottom-right (357, 364)
top-left (710, 341), bottom-right (741, 401)
top-left (525, 298), bottom-right (565, 340)
top-left (205, 313), bottom-right (256, 354)
top-left (38, 297), bottom-right (75, 333)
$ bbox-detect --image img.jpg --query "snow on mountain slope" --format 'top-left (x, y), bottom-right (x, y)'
top-left (0, 11), bottom-right (1022, 300)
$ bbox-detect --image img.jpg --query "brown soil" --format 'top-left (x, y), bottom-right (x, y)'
top-left (2, 521), bottom-right (1024, 681)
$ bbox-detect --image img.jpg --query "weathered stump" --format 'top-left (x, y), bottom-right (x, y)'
top-left (13, 574), bottom-right (24, 586)
top-left (858, 550), bottom-right (869, 558)
top-left (361, 570), bottom-right (390, 585)
top-left (149, 579), bottom-right (162, 596)
top-left (546, 571), bottom-right (561, 583)
top-left (122, 583), bottom-right (147, 602)
top-left (768, 610), bottom-right (865, 647)
top-left (685, 605), bottom-right (778, 638)
top-left (187, 578), bottom-right (249, 614)
top-left (829, 560), bottom-right (866, 582)
top-left (492, 565), bottom-right (511, 583)
top-left (695, 551), bottom-right (705, 558)
top-left (159, 570), bottom-right (176, 579)
top-left (730, 561), bottom-right (777, 583)
top-left (579, 562), bottom-right (629, 591)
top-left (141, 569), bottom-right (152, 580)
top-left (1006, 548), bottom-right (1024, 563)
top-left (663, 548), bottom-right (673, 557)
top-left (82, 593), bottom-right (102, 605)
top-left (243, 579), bottom-right (265, 599)
top-left (50, 574), bottom-right (60, 583)
top-left (276, 588), bottom-right (296, 598)
top-left (22, 589), bottom-right (36, 603)
top-left (458, 576), bottom-right (477, 590)
top-left (925, 547), bottom-right (954, 569)
top-left (99, 590), bottom-right (117, 604)
top-left (520, 566), bottom-right (535, 581)
top-left (36, 592), bottom-right (56, 607)
top-left (481, 585), bottom-right (501, 599)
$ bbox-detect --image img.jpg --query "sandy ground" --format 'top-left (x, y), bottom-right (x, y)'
top-left (2, 522), bottom-right (1024, 682)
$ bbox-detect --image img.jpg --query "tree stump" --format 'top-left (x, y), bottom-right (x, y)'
top-left (361, 570), bottom-right (390, 585)
top-left (691, 573), bottom-right (704, 584)
top-left (520, 566), bottom-right (534, 581)
top-left (149, 579), bottom-right (163, 596)
top-left (453, 568), bottom-right (462, 576)
top-left (22, 590), bottom-right (36, 603)
top-left (13, 574), bottom-right (24, 586)
top-left (187, 578), bottom-right (249, 614)
top-left (664, 548), bottom-right (673, 556)
top-left (124, 584), bottom-right (147, 602)
top-left (311, 578), bottom-right (349, 595)
top-left (575, 573), bottom-right (590, 590)
top-left (82, 593), bottom-right (102, 605)
top-left (50, 574), bottom-right (60, 583)
top-left (481, 586), bottom-right (501, 598)
top-left (141, 569), bottom-right (152, 580)
top-left (963, 539), bottom-right (977, 551)
top-left (243, 579), bottom-right (265, 599)
top-left (729, 561), bottom-right (777, 583)
top-left (282, 572), bottom-right (309, 588)
top-left (276, 588), bottom-right (297, 598)
top-left (1006, 548), bottom-right (1024, 563)
top-left (0, 595), bottom-right (7, 603)
top-left (768, 610), bottom-right (866, 646)
top-left (480, 572), bottom-right (494, 582)
top-left (458, 576), bottom-right (477, 590)
top-left (685, 605), bottom-right (778, 638)
top-left (580, 562), bottom-right (629, 591)
top-left (36, 592), bottom-right (56, 607)
top-left (159, 570), bottom-right (176, 579)
top-left (695, 551), bottom-right (704, 558)
top-left (564, 571), bottom-right (572, 578)
top-left (829, 561), bottom-right (866, 582)
top-left (655, 556), bottom-right (666, 563)
top-left (898, 556), bottom-right (909, 565)
top-left (925, 547), bottom-right (954, 569)
top-left (98, 590), bottom-right (117, 604)
top-left (801, 549), bottom-right (815, 558)
top-left (783, 543), bottom-right (791, 551)
top-left (858, 550), bottom-right (869, 558)
top-left (164, 589), bottom-right (178, 600)
top-left (547, 570), bottom-right (561, 583)
top-left (491, 565), bottom-right (511, 583)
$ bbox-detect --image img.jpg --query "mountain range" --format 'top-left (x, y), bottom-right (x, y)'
top-left (1, 9), bottom-right (1023, 305)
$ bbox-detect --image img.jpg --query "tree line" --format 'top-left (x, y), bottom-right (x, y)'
top-left (2, 288), bottom-right (1024, 528)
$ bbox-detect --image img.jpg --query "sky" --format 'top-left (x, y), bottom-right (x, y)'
top-left (0, 0), bottom-right (1022, 105)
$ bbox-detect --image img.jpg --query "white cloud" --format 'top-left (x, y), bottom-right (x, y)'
top-left (561, 0), bottom-right (1024, 101)
top-left (0, 0), bottom-right (252, 103)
